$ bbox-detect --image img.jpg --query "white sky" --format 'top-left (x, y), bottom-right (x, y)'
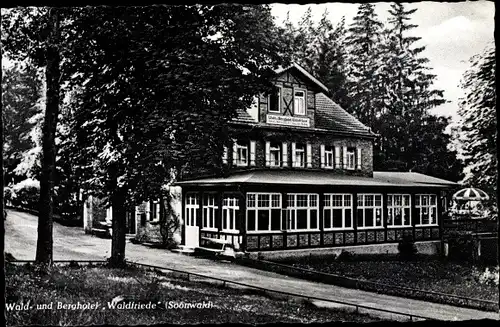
top-left (271, 1), bottom-right (495, 123)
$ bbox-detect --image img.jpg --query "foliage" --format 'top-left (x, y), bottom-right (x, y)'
top-left (159, 187), bottom-right (181, 248)
top-left (473, 266), bottom-right (499, 286)
top-left (456, 42), bottom-right (496, 212)
top-left (1, 62), bottom-right (44, 185)
top-left (397, 235), bottom-right (418, 261)
top-left (9, 178), bottom-right (41, 211)
top-left (335, 250), bottom-right (354, 262)
top-left (283, 7), bottom-right (351, 110)
top-left (345, 3), bottom-right (384, 127)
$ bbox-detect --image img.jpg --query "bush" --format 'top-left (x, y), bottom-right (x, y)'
top-left (10, 179), bottom-right (40, 211)
top-left (336, 250), bottom-right (354, 262)
top-left (473, 266), bottom-right (499, 286)
top-left (446, 231), bottom-right (474, 263)
top-left (398, 235), bottom-right (418, 261)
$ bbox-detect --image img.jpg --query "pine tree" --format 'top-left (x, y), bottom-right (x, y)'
top-left (345, 3), bottom-right (384, 127)
top-left (376, 3), bottom-right (457, 179)
top-left (457, 43), bottom-right (496, 215)
top-left (284, 9), bottom-right (350, 109)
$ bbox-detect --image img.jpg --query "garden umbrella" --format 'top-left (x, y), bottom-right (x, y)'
top-left (452, 187), bottom-right (490, 219)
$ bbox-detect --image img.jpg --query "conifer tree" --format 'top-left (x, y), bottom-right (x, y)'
top-left (345, 3), bottom-right (384, 127)
top-left (456, 43), bottom-right (496, 214)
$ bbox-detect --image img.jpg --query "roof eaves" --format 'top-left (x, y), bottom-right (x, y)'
top-left (228, 120), bottom-right (377, 138)
top-left (275, 62), bottom-right (329, 93)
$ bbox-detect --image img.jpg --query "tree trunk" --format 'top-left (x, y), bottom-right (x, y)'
top-left (110, 187), bottom-right (127, 267)
top-left (36, 8), bottom-right (60, 267)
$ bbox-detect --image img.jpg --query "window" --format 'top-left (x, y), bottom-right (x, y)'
top-left (247, 193), bottom-right (281, 232)
top-left (287, 194), bottom-right (319, 231)
top-left (150, 200), bottom-right (160, 222)
top-left (387, 194), bottom-right (411, 227)
top-left (185, 193), bottom-right (199, 227)
top-left (415, 194), bottom-right (438, 226)
top-left (292, 143), bottom-right (311, 168)
top-left (268, 86), bottom-right (281, 113)
top-left (357, 194), bottom-right (383, 228)
top-left (294, 143), bottom-right (305, 168)
top-left (267, 142), bottom-right (282, 167)
top-left (324, 194), bottom-right (352, 229)
top-left (346, 148), bottom-right (355, 170)
top-left (324, 146), bottom-right (334, 169)
top-left (222, 195), bottom-right (239, 232)
top-left (202, 194), bottom-right (217, 230)
top-left (234, 141), bottom-right (248, 166)
top-left (294, 90), bottom-right (306, 115)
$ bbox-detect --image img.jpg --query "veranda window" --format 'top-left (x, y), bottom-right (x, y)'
top-left (287, 193), bottom-right (319, 231)
top-left (357, 194), bottom-right (383, 228)
top-left (185, 193), bottom-right (199, 227)
top-left (416, 194), bottom-right (438, 226)
top-left (202, 193), bottom-right (217, 230)
top-left (247, 193), bottom-right (282, 232)
top-left (222, 195), bottom-right (239, 232)
top-left (324, 194), bottom-right (352, 229)
top-left (387, 194), bottom-right (411, 227)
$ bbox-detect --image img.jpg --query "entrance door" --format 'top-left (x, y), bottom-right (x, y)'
top-left (184, 194), bottom-right (200, 247)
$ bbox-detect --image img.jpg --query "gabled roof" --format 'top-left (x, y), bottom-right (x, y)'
top-left (275, 62), bottom-right (329, 93)
top-left (315, 93), bottom-right (374, 136)
top-left (176, 170), bottom-right (458, 188)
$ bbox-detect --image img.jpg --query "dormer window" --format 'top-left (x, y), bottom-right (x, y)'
top-left (268, 86), bottom-right (281, 113)
top-left (294, 90), bottom-right (306, 115)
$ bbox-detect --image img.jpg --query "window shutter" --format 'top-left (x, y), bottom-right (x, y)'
top-left (320, 145), bottom-right (325, 168)
top-left (291, 142), bottom-right (296, 167)
top-left (265, 141), bottom-right (270, 166)
top-left (232, 139), bottom-right (238, 165)
top-left (306, 143), bottom-right (312, 168)
top-left (250, 141), bottom-right (256, 166)
top-left (342, 146), bottom-right (347, 169)
top-left (335, 146), bottom-right (340, 168)
top-left (282, 142), bottom-right (288, 167)
top-left (222, 146), bottom-right (228, 164)
top-left (357, 148), bottom-right (362, 170)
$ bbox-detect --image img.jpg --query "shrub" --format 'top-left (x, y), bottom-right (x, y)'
top-left (446, 231), bottom-right (474, 263)
top-left (398, 235), bottom-right (418, 261)
top-left (336, 250), bottom-right (354, 262)
top-left (4, 186), bottom-right (14, 205)
top-left (473, 266), bottom-right (499, 286)
top-left (11, 179), bottom-right (40, 211)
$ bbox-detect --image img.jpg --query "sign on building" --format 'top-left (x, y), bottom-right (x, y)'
top-left (266, 114), bottom-right (310, 128)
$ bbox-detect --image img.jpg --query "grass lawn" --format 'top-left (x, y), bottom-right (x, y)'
top-left (276, 254), bottom-right (499, 302)
top-left (5, 262), bottom-right (380, 326)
